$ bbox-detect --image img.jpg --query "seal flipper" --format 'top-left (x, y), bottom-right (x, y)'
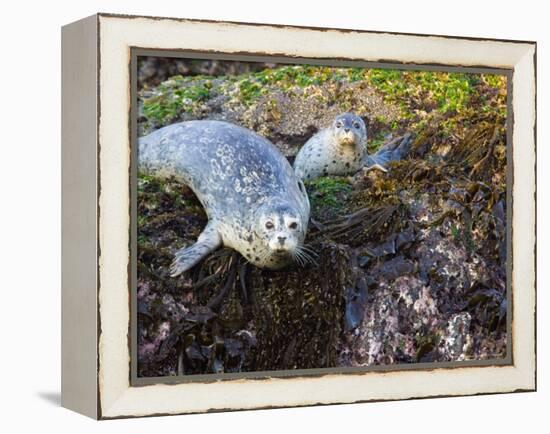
top-left (170, 221), bottom-right (222, 277)
top-left (362, 163), bottom-right (388, 173)
top-left (365, 133), bottom-right (413, 170)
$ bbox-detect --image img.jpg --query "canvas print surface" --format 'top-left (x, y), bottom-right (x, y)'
top-left (134, 56), bottom-right (509, 378)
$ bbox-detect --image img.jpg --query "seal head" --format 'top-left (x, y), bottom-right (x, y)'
top-left (331, 113), bottom-right (367, 148)
top-left (250, 198), bottom-right (306, 268)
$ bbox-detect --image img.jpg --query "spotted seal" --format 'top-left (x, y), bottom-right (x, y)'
top-left (139, 120), bottom-right (311, 276)
top-left (293, 113), bottom-right (411, 180)
top-left (294, 113), bottom-right (369, 180)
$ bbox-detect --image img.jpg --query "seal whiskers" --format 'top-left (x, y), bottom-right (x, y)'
top-left (292, 245), bottom-right (319, 267)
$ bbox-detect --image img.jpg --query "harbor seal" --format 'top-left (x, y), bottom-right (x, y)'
top-left (294, 113), bottom-right (369, 181)
top-left (293, 113), bottom-right (411, 180)
top-left (138, 120), bottom-right (311, 276)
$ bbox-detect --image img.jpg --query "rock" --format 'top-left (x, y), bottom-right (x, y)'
top-left (358, 255), bottom-right (370, 268)
top-left (441, 312), bottom-right (472, 360)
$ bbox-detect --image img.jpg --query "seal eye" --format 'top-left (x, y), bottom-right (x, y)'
top-left (265, 221), bottom-right (274, 230)
top-left (336, 122), bottom-right (342, 129)
top-left (353, 122), bottom-right (361, 129)
top-left (289, 222), bottom-right (298, 230)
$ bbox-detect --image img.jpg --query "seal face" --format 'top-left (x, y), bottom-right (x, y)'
top-left (293, 113), bottom-right (368, 180)
top-left (139, 120), bottom-right (310, 275)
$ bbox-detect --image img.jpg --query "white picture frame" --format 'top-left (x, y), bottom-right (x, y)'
top-left (61, 13), bottom-right (536, 419)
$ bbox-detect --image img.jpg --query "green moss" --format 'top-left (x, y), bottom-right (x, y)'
top-left (482, 74), bottom-right (506, 89)
top-left (305, 177), bottom-right (352, 218)
top-left (367, 69), bottom-right (481, 116)
top-left (175, 81), bottom-right (211, 103)
top-left (238, 78), bottom-right (263, 104)
top-left (142, 95), bottom-right (181, 125)
top-left (142, 77), bottom-right (212, 124)
top-left (140, 64), bottom-right (404, 128)
top-left (253, 65), bottom-right (334, 88)
top-left (233, 65), bottom-right (364, 104)
top-left (139, 65), bottom-right (507, 169)
top-left (347, 67), bottom-right (367, 82)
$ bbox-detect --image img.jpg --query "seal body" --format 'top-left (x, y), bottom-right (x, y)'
top-left (294, 113), bottom-right (412, 180)
top-left (139, 120), bottom-right (310, 275)
top-left (294, 113), bottom-right (368, 181)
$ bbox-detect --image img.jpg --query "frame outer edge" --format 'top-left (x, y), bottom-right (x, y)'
top-left (61, 13), bottom-right (99, 419)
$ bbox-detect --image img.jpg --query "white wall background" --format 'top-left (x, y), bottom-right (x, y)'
top-left (0, 1), bottom-right (546, 432)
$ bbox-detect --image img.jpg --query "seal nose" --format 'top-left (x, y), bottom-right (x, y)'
top-left (277, 236), bottom-right (286, 245)
top-left (344, 128), bottom-right (350, 133)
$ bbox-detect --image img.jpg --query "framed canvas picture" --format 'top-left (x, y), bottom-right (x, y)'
top-left (61, 13), bottom-right (536, 419)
